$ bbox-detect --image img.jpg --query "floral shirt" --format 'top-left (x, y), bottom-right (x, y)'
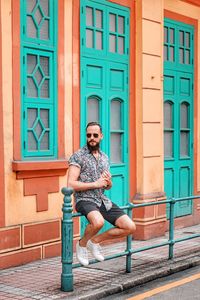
top-left (68, 145), bottom-right (112, 210)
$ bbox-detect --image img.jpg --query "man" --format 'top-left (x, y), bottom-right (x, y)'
top-left (68, 122), bottom-right (136, 266)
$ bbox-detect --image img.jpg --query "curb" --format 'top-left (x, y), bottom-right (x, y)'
top-left (75, 254), bottom-right (200, 300)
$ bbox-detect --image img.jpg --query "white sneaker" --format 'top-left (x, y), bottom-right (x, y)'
top-left (76, 242), bottom-right (89, 266)
top-left (87, 240), bottom-right (104, 262)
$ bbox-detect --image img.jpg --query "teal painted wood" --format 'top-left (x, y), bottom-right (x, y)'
top-left (81, 0), bottom-right (129, 63)
top-left (80, 0), bottom-right (130, 234)
top-left (22, 0), bottom-right (55, 46)
top-left (20, 0), bottom-right (58, 159)
top-left (164, 18), bottom-right (194, 73)
top-left (61, 187), bottom-right (74, 292)
top-left (164, 18), bottom-right (194, 218)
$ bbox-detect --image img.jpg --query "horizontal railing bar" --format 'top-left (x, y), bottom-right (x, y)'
top-left (130, 241), bottom-right (170, 254)
top-left (173, 196), bottom-right (200, 202)
top-left (174, 234), bottom-right (200, 243)
top-left (72, 250), bottom-right (129, 268)
top-left (122, 200), bottom-right (171, 209)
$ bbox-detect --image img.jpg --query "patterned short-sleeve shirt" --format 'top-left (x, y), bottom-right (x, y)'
top-left (68, 145), bottom-right (112, 210)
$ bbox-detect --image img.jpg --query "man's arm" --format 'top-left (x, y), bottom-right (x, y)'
top-left (67, 165), bottom-right (109, 191)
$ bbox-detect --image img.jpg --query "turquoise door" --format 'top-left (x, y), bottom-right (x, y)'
top-left (164, 19), bottom-right (194, 217)
top-left (80, 0), bottom-right (130, 230)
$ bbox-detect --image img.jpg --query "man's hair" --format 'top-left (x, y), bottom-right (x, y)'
top-left (86, 122), bottom-right (102, 133)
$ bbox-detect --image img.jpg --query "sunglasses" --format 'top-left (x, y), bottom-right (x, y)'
top-left (86, 133), bottom-right (99, 138)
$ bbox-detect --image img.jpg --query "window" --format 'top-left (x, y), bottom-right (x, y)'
top-left (110, 99), bottom-right (123, 163)
top-left (180, 102), bottom-right (190, 157)
top-left (87, 96), bottom-right (100, 123)
top-left (164, 26), bottom-right (175, 62)
top-left (21, 0), bottom-right (57, 158)
top-left (164, 21), bottom-right (193, 68)
top-left (164, 101), bottom-right (174, 158)
top-left (109, 13), bottom-right (125, 54)
top-left (86, 6), bottom-right (103, 50)
top-left (82, 2), bottom-right (129, 60)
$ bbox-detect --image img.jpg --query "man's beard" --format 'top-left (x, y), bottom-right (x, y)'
top-left (87, 141), bottom-right (100, 152)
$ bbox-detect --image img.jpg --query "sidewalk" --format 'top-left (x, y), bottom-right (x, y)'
top-left (0, 224), bottom-right (200, 300)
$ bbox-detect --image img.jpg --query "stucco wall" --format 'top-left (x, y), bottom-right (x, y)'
top-left (135, 0), bottom-right (164, 196)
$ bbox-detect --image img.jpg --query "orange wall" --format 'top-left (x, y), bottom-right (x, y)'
top-left (135, 0), bottom-right (164, 196)
top-left (0, 0), bottom-right (5, 227)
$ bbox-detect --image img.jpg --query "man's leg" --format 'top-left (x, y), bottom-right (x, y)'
top-left (76, 210), bottom-right (105, 265)
top-left (91, 214), bottom-right (136, 244)
top-left (79, 210), bottom-right (104, 247)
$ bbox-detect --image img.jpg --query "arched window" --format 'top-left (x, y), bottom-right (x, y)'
top-left (87, 96), bottom-right (100, 123)
top-left (110, 99), bottom-right (123, 163)
top-left (164, 101), bottom-right (173, 158)
top-left (180, 102), bottom-right (190, 157)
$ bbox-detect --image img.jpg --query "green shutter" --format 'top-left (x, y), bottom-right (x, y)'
top-left (21, 0), bottom-right (57, 159)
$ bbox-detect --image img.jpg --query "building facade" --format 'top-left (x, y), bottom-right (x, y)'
top-left (0, 0), bottom-right (200, 269)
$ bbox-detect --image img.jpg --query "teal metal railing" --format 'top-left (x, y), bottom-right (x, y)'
top-left (61, 187), bottom-right (200, 292)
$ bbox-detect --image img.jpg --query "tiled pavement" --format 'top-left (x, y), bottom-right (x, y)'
top-left (0, 224), bottom-right (200, 300)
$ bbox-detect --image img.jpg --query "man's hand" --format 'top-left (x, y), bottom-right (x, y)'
top-left (95, 177), bottom-right (109, 188)
top-left (101, 170), bottom-right (112, 189)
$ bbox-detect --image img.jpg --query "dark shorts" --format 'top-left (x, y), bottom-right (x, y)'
top-left (75, 200), bottom-right (126, 226)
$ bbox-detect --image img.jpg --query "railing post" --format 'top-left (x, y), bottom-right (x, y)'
top-left (126, 204), bottom-right (132, 273)
top-left (169, 197), bottom-right (175, 259)
top-left (61, 187), bottom-right (74, 292)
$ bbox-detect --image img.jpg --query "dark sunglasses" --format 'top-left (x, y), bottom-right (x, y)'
top-left (86, 133), bottom-right (99, 138)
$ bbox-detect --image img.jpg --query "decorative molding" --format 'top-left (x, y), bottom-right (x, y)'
top-left (133, 192), bottom-right (166, 201)
top-left (134, 218), bottom-right (166, 225)
top-left (12, 160), bottom-right (68, 179)
top-left (24, 177), bottom-right (60, 212)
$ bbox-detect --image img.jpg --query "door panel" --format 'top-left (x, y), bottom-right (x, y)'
top-left (80, 0), bottom-right (130, 233)
top-left (164, 19), bottom-right (194, 218)
top-left (81, 59), bottom-right (129, 232)
top-left (164, 70), bottom-right (193, 217)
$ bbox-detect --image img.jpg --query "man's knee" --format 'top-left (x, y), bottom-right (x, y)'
top-left (116, 215), bottom-right (136, 234)
top-left (87, 211), bottom-right (104, 230)
top-left (91, 219), bottom-right (104, 230)
top-left (127, 222), bottom-right (136, 234)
